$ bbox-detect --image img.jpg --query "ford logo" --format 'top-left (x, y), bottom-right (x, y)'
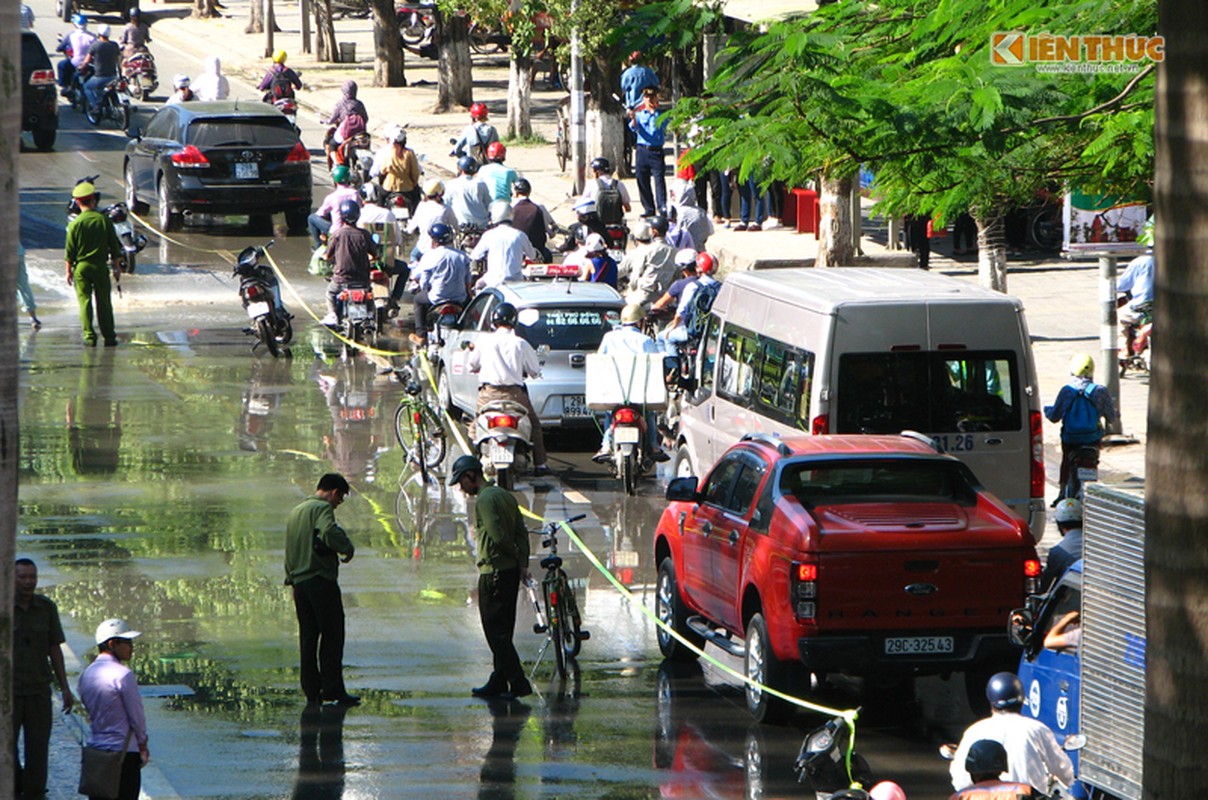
top-left (905, 583), bottom-right (938, 596)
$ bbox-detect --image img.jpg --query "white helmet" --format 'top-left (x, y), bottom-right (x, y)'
top-left (95, 618), bottom-right (141, 645)
top-left (573, 197), bottom-right (597, 215)
top-left (173, 74), bottom-right (191, 89)
top-left (584, 233), bottom-right (607, 253)
top-left (1054, 498), bottom-right (1082, 524)
top-left (489, 200), bottom-right (513, 225)
top-left (674, 248), bottom-right (698, 267)
top-left (97, 23), bottom-right (111, 38)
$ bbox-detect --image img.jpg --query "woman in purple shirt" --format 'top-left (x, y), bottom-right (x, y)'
top-left (78, 619), bottom-right (149, 800)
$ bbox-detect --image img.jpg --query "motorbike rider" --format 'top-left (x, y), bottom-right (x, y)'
top-left (478, 142), bottom-right (518, 202)
top-left (57, 15), bottom-right (96, 92)
top-left (619, 217), bottom-right (676, 308)
top-left (471, 201), bottom-right (535, 290)
top-left (557, 197), bottom-right (609, 254)
top-left (119, 7), bottom-right (151, 58)
top-left (948, 739), bottom-right (1036, 800)
top-left (324, 80), bottom-right (369, 170)
top-left (949, 672), bottom-right (1074, 796)
top-left (467, 303), bottom-right (550, 476)
top-left (1040, 498), bottom-right (1083, 591)
top-left (671, 184), bottom-right (713, 250)
top-left (581, 156), bottom-right (632, 215)
top-left (591, 303), bottom-right (669, 464)
top-left (258, 49), bottom-right (301, 102)
top-left (324, 199), bottom-right (378, 324)
top-left (409, 222), bottom-right (472, 347)
top-left (192, 55), bottom-right (229, 101)
top-left (407, 179), bottom-right (458, 261)
top-left (649, 250), bottom-right (704, 320)
top-left (451, 102), bottom-right (499, 162)
top-left (165, 74), bottom-right (195, 105)
top-left (445, 156), bottom-right (493, 231)
top-left (578, 233), bottom-right (618, 288)
top-left (370, 126), bottom-right (422, 213)
top-left (662, 249), bottom-right (718, 355)
top-left (511, 178), bottom-right (557, 262)
top-left (308, 165), bottom-right (360, 249)
top-left (1043, 354), bottom-right (1117, 500)
top-left (1117, 252), bottom-right (1154, 363)
top-left (82, 25), bottom-right (121, 118)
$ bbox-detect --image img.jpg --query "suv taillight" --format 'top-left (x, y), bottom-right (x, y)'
top-left (1024, 558), bottom-right (1042, 595)
top-left (285, 142), bottom-right (310, 163)
top-left (1029, 410), bottom-right (1045, 499)
top-left (171, 145), bottom-right (210, 168)
top-left (29, 69), bottom-right (56, 86)
top-left (791, 561), bottom-right (818, 620)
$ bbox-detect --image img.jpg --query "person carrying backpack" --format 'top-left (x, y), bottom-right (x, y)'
top-left (451, 103), bottom-right (499, 163)
top-left (324, 80), bottom-right (369, 170)
top-left (258, 50), bottom-right (301, 102)
top-left (661, 250), bottom-right (719, 355)
top-left (582, 157), bottom-right (631, 225)
top-left (1044, 353), bottom-right (1117, 498)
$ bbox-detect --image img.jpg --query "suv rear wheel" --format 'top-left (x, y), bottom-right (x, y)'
top-left (744, 612), bottom-right (793, 723)
top-left (33, 129), bottom-right (56, 151)
top-left (58, 0), bottom-right (72, 22)
top-left (655, 560), bottom-right (703, 661)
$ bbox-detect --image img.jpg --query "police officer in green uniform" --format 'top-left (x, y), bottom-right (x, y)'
top-left (64, 181), bottom-right (124, 347)
top-left (449, 455), bottom-right (533, 699)
top-left (284, 473), bottom-right (359, 706)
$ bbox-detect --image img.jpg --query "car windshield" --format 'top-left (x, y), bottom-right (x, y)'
top-left (516, 306), bottom-right (619, 350)
top-left (189, 117), bottom-right (298, 148)
top-left (779, 458), bottom-right (978, 506)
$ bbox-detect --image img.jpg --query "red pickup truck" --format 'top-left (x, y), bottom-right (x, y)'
top-left (653, 433), bottom-right (1041, 721)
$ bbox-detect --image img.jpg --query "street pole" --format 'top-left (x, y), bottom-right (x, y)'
top-left (1099, 254), bottom-right (1122, 434)
top-left (264, 0), bottom-right (274, 58)
top-left (301, 0), bottom-right (311, 55)
top-left (569, 0), bottom-right (585, 196)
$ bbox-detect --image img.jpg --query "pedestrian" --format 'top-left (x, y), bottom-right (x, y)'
top-left (949, 672), bottom-right (1074, 796)
top-left (953, 212), bottom-right (977, 255)
top-left (448, 455), bottom-right (533, 700)
top-left (671, 184), bottom-right (713, 250)
top-left (735, 174), bottom-right (768, 232)
top-left (905, 213), bottom-right (931, 270)
top-left (1044, 354), bottom-right (1117, 498)
top-left (511, 178), bottom-right (557, 262)
top-left (478, 142), bottom-right (518, 202)
top-left (467, 303), bottom-right (550, 476)
top-left (948, 739), bottom-right (1035, 800)
top-left (284, 473), bottom-right (360, 707)
top-left (1041, 498), bottom-right (1083, 590)
top-left (471, 201), bottom-right (535, 289)
top-left (192, 55), bottom-right (229, 102)
top-left (13, 558), bottom-right (74, 800)
top-left (64, 181), bottom-right (123, 347)
top-left (17, 244), bottom-right (42, 330)
top-left (629, 87), bottom-right (669, 217)
top-left (78, 618), bottom-right (150, 800)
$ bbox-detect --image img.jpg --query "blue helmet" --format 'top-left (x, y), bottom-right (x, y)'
top-left (986, 672), bottom-right (1024, 709)
top-left (428, 222), bottom-right (454, 245)
top-left (73, 13), bottom-right (88, 27)
top-left (457, 156), bottom-right (479, 175)
top-left (338, 198), bottom-right (360, 224)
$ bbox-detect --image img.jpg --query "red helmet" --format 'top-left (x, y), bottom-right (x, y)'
top-left (469, 102), bottom-right (489, 120)
top-left (695, 252), bottom-right (715, 275)
top-left (486, 141), bottom-right (506, 162)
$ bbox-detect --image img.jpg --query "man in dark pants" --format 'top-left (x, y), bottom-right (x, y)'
top-left (14, 558), bottom-right (74, 799)
top-left (285, 473), bottom-right (359, 707)
top-left (629, 87), bottom-right (669, 217)
top-left (449, 455), bottom-right (533, 700)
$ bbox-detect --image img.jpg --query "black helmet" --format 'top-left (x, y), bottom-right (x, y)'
top-left (513, 177), bottom-right (532, 195)
top-left (428, 222), bottom-right (454, 245)
top-left (458, 156), bottom-right (479, 175)
top-left (338, 198), bottom-right (361, 224)
top-left (492, 302), bottom-right (518, 328)
top-left (447, 454), bottom-right (483, 486)
top-left (590, 156), bottom-right (612, 173)
top-left (986, 672), bottom-right (1024, 710)
top-left (648, 215), bottom-right (669, 235)
top-left (965, 739), bottom-right (1009, 776)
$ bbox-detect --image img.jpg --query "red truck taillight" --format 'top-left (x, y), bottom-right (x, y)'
top-left (791, 561), bottom-right (818, 619)
top-left (1024, 558), bottom-right (1042, 595)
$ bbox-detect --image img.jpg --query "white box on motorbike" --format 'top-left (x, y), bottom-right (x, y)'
top-left (585, 353), bottom-right (667, 410)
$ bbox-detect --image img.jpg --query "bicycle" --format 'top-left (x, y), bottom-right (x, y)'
top-left (525, 514), bottom-right (590, 679)
top-left (392, 365), bottom-right (446, 484)
top-left (554, 100), bottom-right (570, 172)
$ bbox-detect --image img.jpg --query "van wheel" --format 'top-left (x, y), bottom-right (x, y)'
top-left (745, 613), bottom-right (793, 723)
top-left (673, 444), bottom-right (695, 479)
top-left (656, 560), bottom-right (703, 661)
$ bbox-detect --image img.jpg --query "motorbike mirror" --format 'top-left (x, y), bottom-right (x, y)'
top-left (130, 126), bottom-right (142, 141)
top-left (1007, 607), bottom-right (1035, 648)
top-left (938, 743), bottom-right (957, 761)
top-left (1063, 733), bottom-right (1087, 751)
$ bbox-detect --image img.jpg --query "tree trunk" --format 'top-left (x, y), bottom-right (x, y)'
top-left (506, 53), bottom-right (533, 138)
top-left (246, 0), bottom-right (264, 34)
top-left (1, 0), bottom-right (20, 782)
top-left (193, 0), bottom-right (221, 19)
top-left (314, 0), bottom-right (337, 62)
top-left (370, 0), bottom-right (405, 87)
top-left (588, 54), bottom-right (626, 175)
top-left (1147, 3), bottom-right (1208, 797)
top-left (974, 214), bottom-right (1008, 293)
top-left (435, 10), bottom-right (473, 112)
top-left (816, 174), bottom-right (854, 267)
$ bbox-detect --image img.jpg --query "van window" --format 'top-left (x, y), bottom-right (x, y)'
top-left (835, 352), bottom-right (1020, 434)
top-left (755, 339), bottom-right (814, 428)
top-left (718, 326), bottom-right (758, 402)
top-left (700, 314), bottom-right (721, 392)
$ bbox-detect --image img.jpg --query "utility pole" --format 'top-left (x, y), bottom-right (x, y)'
top-left (301, 0), bottom-right (311, 54)
top-left (569, 0), bottom-right (584, 195)
top-left (263, 0), bottom-right (274, 57)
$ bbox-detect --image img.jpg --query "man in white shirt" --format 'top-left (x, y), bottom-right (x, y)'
top-left (468, 302), bottom-right (549, 475)
top-left (445, 157), bottom-right (493, 230)
top-left (471, 201), bottom-right (536, 289)
top-left (407, 179), bottom-right (458, 261)
top-left (592, 304), bottom-right (669, 463)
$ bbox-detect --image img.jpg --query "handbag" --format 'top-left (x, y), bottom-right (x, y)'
top-left (78, 728), bottom-right (133, 799)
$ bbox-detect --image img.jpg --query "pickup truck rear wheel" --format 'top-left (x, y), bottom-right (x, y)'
top-left (656, 560), bottom-right (703, 661)
top-left (745, 612), bottom-right (794, 723)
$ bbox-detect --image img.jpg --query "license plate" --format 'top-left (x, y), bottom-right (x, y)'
top-left (563, 395), bottom-right (590, 418)
top-left (235, 162), bottom-right (259, 179)
top-left (615, 426), bottom-right (641, 444)
top-left (347, 303), bottom-right (370, 321)
top-left (884, 636), bottom-right (954, 655)
top-left (485, 439), bottom-right (515, 465)
top-left (114, 222), bottom-right (132, 236)
top-left (245, 301), bottom-right (271, 318)
top-left (1077, 467), bottom-right (1099, 481)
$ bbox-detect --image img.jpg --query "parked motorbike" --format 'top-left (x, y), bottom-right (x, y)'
top-left (67, 175), bottom-right (148, 274)
top-left (396, 2), bottom-right (435, 46)
top-left (121, 49), bottom-right (158, 101)
top-left (85, 74), bottom-right (132, 130)
top-left (795, 713), bottom-right (872, 799)
top-left (472, 398), bottom-right (532, 491)
top-left (1061, 443), bottom-right (1100, 502)
top-left (234, 242), bottom-right (293, 357)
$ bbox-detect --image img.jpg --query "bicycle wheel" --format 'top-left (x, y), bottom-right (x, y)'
top-left (544, 581), bottom-right (569, 679)
top-left (557, 573), bottom-right (582, 658)
top-left (394, 401), bottom-right (423, 463)
top-left (555, 108), bottom-right (569, 172)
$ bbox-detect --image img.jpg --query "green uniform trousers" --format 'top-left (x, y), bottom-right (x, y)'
top-left (73, 262), bottom-right (116, 345)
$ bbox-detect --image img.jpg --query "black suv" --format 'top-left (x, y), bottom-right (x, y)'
top-left (21, 31), bottom-right (58, 151)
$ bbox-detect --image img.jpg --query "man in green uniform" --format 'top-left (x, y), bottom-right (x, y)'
top-left (449, 455), bottom-right (532, 699)
top-left (14, 558), bottom-right (74, 799)
top-left (64, 181), bottom-right (124, 346)
top-left (284, 473), bottom-right (359, 707)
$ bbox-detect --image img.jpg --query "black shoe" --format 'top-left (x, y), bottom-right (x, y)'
top-left (651, 450), bottom-right (671, 463)
top-left (322, 693), bottom-right (361, 706)
top-left (532, 465), bottom-right (552, 477)
top-left (104, 339), bottom-right (118, 347)
top-left (510, 678), bottom-right (533, 698)
top-left (472, 683), bottom-right (511, 699)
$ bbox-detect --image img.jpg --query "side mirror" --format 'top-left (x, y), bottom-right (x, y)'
top-left (130, 126), bottom-right (142, 140)
top-left (1063, 733), bottom-right (1086, 752)
top-left (1007, 607), bottom-right (1035, 648)
top-left (665, 476), bottom-right (699, 503)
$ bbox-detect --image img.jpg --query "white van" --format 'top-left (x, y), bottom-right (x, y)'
top-left (675, 267), bottom-right (1046, 535)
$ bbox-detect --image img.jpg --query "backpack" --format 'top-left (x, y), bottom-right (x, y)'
top-left (595, 178), bottom-right (623, 225)
top-left (684, 280), bottom-right (721, 339)
top-left (1062, 384), bottom-right (1101, 438)
top-left (337, 112), bottom-right (366, 141)
top-left (269, 69), bottom-right (295, 101)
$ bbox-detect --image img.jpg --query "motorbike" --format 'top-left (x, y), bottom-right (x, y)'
top-left (85, 73), bottom-right (132, 131)
top-left (233, 242), bottom-right (293, 357)
top-left (121, 49), bottom-right (158, 101)
top-left (273, 96), bottom-right (299, 130)
top-left (67, 175), bottom-right (148, 274)
top-left (795, 713), bottom-right (873, 799)
top-left (604, 222), bottom-right (629, 260)
top-left (1061, 443), bottom-right (1100, 502)
top-left (342, 132), bottom-right (375, 187)
top-left (1119, 301), bottom-right (1152, 377)
top-left (337, 282), bottom-right (378, 351)
top-left (396, 2), bottom-right (435, 46)
top-left (606, 403), bottom-right (651, 496)
top-left (472, 398), bottom-right (532, 491)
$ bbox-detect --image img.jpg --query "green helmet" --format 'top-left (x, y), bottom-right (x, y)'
top-left (331, 165), bottom-right (351, 185)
